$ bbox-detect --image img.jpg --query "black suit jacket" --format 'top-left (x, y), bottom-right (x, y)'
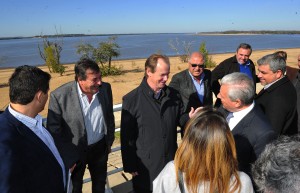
top-left (255, 76), bottom-right (298, 136)
top-left (212, 56), bottom-right (257, 106)
top-left (0, 109), bottom-right (65, 193)
top-left (121, 79), bottom-right (188, 190)
top-left (169, 69), bottom-right (213, 112)
top-left (47, 81), bottom-right (115, 168)
top-left (229, 105), bottom-right (276, 177)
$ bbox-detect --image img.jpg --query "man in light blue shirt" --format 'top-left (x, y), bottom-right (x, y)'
top-left (169, 52), bottom-right (213, 112)
top-left (0, 65), bottom-right (66, 193)
top-left (169, 52), bottom-right (213, 136)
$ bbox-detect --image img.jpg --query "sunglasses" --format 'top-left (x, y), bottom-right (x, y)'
top-left (191, 64), bottom-right (205, 68)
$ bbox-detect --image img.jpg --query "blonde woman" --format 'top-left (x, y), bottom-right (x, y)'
top-left (153, 108), bottom-right (254, 193)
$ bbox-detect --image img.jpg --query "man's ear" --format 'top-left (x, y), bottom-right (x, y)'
top-left (234, 99), bottom-right (243, 108)
top-left (276, 70), bottom-right (283, 79)
top-left (35, 90), bottom-right (43, 103)
top-left (146, 68), bottom-right (152, 77)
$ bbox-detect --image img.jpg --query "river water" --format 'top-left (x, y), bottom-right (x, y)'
top-left (1, 33), bottom-right (300, 68)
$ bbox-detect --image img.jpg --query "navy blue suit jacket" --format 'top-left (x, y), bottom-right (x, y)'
top-left (231, 105), bottom-right (276, 177)
top-left (0, 109), bottom-right (65, 193)
top-left (255, 76), bottom-right (298, 136)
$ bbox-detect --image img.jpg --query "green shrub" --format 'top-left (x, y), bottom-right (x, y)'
top-left (100, 65), bottom-right (122, 77)
top-left (199, 42), bottom-right (217, 68)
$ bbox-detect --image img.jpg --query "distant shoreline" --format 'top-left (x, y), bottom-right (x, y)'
top-left (1, 30), bottom-right (300, 40)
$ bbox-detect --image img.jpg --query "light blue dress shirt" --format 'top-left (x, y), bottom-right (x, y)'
top-left (188, 71), bottom-right (205, 103)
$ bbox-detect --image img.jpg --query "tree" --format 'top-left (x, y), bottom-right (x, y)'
top-left (76, 43), bottom-right (94, 60)
top-left (169, 38), bottom-right (193, 62)
top-left (95, 36), bottom-right (120, 69)
top-left (199, 42), bottom-right (216, 68)
top-left (38, 37), bottom-right (65, 75)
top-left (76, 36), bottom-right (121, 76)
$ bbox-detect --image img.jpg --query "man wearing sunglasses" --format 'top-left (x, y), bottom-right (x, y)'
top-left (212, 43), bottom-right (257, 107)
top-left (169, 52), bottom-right (213, 114)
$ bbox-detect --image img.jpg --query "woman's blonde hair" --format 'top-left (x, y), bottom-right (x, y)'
top-left (174, 107), bottom-right (241, 193)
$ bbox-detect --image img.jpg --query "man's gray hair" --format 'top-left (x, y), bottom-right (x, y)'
top-left (257, 53), bottom-right (286, 74)
top-left (252, 135), bottom-right (300, 193)
top-left (220, 72), bottom-right (254, 105)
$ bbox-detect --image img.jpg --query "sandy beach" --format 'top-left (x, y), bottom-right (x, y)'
top-left (1, 48), bottom-right (300, 117)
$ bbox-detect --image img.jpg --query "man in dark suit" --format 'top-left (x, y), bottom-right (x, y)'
top-left (121, 54), bottom-right (201, 193)
top-left (293, 54), bottom-right (300, 133)
top-left (169, 51), bottom-right (213, 112)
top-left (255, 54), bottom-right (298, 136)
top-left (212, 43), bottom-right (257, 107)
top-left (217, 72), bottom-right (276, 183)
top-left (0, 65), bottom-right (65, 193)
top-left (47, 58), bottom-right (115, 193)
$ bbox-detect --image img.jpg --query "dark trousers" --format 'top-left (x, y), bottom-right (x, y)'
top-left (72, 138), bottom-right (108, 193)
top-left (133, 184), bottom-right (152, 193)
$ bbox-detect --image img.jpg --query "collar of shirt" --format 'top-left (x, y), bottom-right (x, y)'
top-left (263, 76), bottom-right (283, 90)
top-left (154, 89), bottom-right (162, 100)
top-left (229, 102), bottom-right (255, 130)
top-left (76, 82), bottom-right (99, 101)
top-left (8, 104), bottom-right (42, 129)
top-left (238, 60), bottom-right (250, 66)
top-left (188, 70), bottom-right (205, 83)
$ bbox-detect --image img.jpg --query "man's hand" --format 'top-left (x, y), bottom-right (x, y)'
top-left (131, 172), bottom-right (139, 177)
top-left (70, 164), bottom-right (76, 173)
top-left (107, 146), bottom-right (112, 154)
top-left (189, 107), bottom-right (203, 118)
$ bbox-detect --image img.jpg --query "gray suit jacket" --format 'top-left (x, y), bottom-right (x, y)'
top-left (47, 81), bottom-right (115, 167)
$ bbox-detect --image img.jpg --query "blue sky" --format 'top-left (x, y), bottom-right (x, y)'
top-left (1, 0), bottom-right (300, 37)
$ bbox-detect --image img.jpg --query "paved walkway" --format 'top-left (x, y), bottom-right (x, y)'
top-left (82, 110), bottom-right (134, 193)
top-left (82, 146), bottom-right (133, 193)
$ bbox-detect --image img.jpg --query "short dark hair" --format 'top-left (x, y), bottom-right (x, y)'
top-left (236, 43), bottom-right (252, 54)
top-left (9, 65), bottom-right (51, 105)
top-left (273, 50), bottom-right (287, 61)
top-left (74, 58), bottom-right (100, 81)
top-left (144, 54), bottom-right (170, 78)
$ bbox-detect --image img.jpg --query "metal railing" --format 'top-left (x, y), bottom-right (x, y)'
top-left (41, 104), bottom-right (124, 186)
top-left (43, 103), bottom-right (181, 190)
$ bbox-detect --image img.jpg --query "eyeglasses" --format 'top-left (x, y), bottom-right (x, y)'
top-left (191, 64), bottom-right (205, 68)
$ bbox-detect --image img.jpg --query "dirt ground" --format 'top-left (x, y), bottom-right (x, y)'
top-left (1, 48), bottom-right (300, 117)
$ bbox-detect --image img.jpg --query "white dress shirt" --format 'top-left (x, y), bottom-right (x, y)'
top-left (227, 102), bottom-right (255, 130)
top-left (77, 83), bottom-right (106, 145)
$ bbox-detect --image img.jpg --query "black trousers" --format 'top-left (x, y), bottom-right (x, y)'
top-left (133, 185), bottom-right (152, 193)
top-left (72, 138), bottom-right (108, 193)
